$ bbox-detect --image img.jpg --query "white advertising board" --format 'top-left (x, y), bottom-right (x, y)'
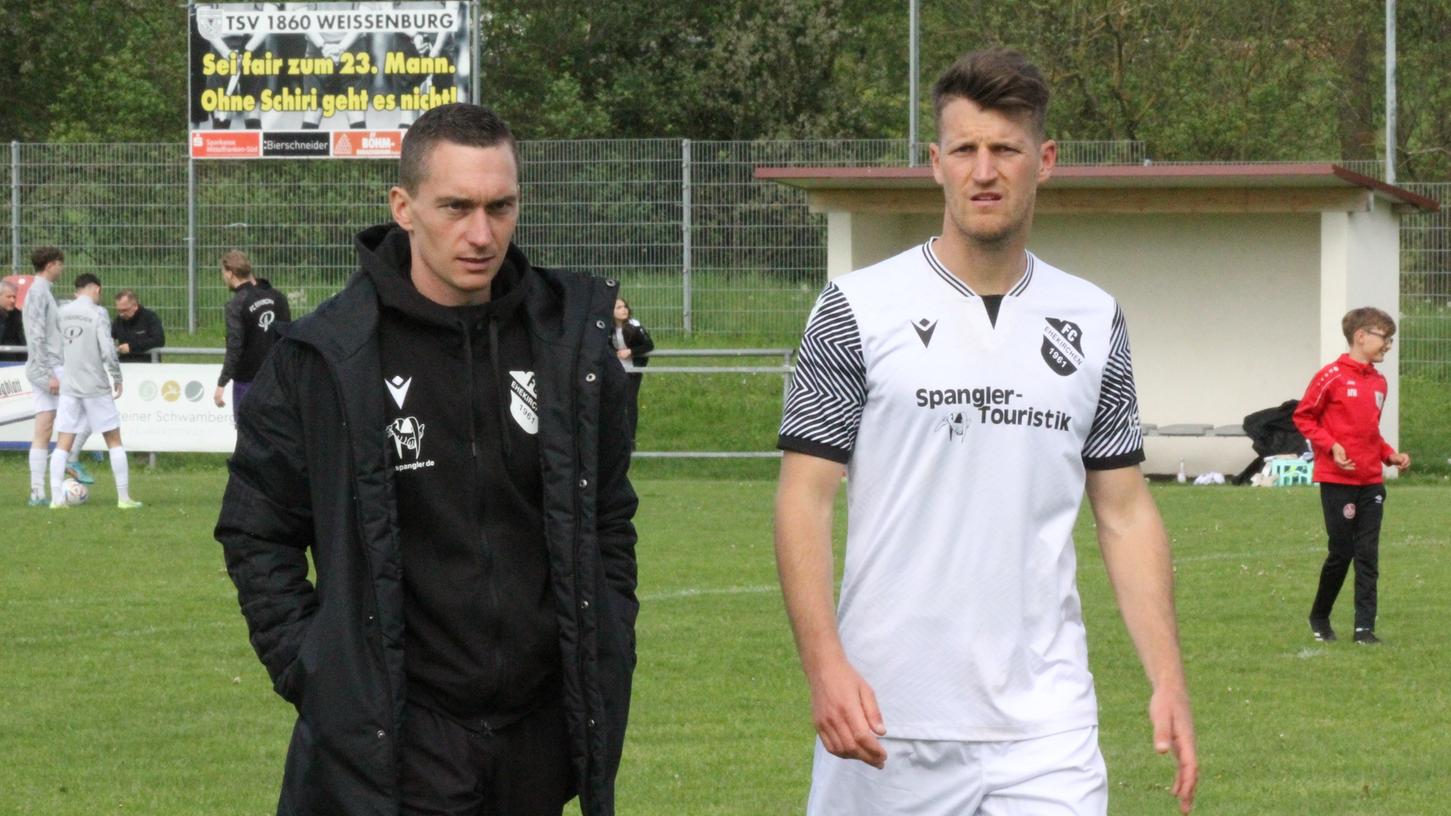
top-left (0, 364), bottom-right (237, 453)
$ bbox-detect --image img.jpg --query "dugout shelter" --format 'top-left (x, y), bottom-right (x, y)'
top-left (758, 163), bottom-right (1440, 477)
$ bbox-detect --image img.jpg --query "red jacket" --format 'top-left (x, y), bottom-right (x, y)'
top-left (1293, 354), bottom-right (1396, 485)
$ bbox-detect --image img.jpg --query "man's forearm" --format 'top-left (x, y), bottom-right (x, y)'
top-left (774, 457), bottom-right (848, 675)
top-left (1096, 486), bottom-right (1187, 689)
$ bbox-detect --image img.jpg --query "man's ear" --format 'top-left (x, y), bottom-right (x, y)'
top-left (389, 186), bottom-right (414, 231)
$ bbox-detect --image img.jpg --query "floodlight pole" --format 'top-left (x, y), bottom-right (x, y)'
top-left (1385, 0), bottom-right (1396, 185)
top-left (908, 0), bottom-right (920, 166)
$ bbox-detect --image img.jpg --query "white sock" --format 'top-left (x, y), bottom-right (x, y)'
top-left (69, 431), bottom-right (91, 461)
top-left (49, 448), bottom-right (68, 504)
top-left (109, 447), bottom-right (131, 502)
top-left (29, 447), bottom-right (48, 497)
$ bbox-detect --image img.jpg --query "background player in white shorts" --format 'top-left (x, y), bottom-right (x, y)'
top-left (21, 246), bottom-right (94, 506)
top-left (48, 273), bottom-right (141, 509)
top-left (775, 49), bottom-right (1197, 815)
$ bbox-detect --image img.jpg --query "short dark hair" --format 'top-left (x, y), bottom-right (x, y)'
top-left (399, 103), bottom-right (518, 194)
top-left (221, 249), bottom-right (252, 279)
top-left (31, 246), bottom-right (64, 272)
top-left (115, 288), bottom-right (138, 303)
top-left (1342, 307), bottom-right (1395, 344)
top-left (74, 273), bottom-right (102, 291)
top-left (932, 49), bottom-right (1050, 139)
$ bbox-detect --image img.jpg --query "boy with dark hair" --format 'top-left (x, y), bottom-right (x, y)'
top-left (1294, 306), bottom-right (1410, 645)
top-left (49, 273), bottom-right (140, 509)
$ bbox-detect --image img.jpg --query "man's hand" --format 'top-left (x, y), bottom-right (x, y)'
top-left (113, 382), bottom-right (123, 399)
top-left (117, 342), bottom-right (131, 354)
top-left (48, 376), bottom-right (60, 395)
top-left (1150, 685), bottom-right (1199, 814)
top-left (1390, 452), bottom-right (1411, 470)
top-left (1331, 443), bottom-right (1356, 471)
top-left (214, 386), bottom-right (227, 408)
top-left (808, 658), bottom-right (887, 768)
top-left (616, 348), bottom-right (632, 360)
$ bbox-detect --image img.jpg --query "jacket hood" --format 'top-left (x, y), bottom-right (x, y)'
top-left (354, 222), bottom-right (531, 331)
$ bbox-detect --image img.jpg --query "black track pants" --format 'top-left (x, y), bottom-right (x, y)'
top-left (1309, 482), bottom-right (1386, 632)
top-left (399, 701), bottom-right (575, 816)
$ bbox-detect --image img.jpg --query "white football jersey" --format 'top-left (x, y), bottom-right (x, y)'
top-left (779, 240), bottom-right (1144, 741)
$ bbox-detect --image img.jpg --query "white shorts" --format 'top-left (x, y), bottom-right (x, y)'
top-left (56, 393), bottom-right (119, 435)
top-left (807, 726), bottom-right (1107, 816)
top-left (31, 365), bottom-right (63, 413)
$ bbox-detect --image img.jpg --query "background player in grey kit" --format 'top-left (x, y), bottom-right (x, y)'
top-left (215, 249), bottom-right (290, 417)
top-left (48, 274), bottom-right (141, 509)
top-left (774, 50), bottom-right (1197, 815)
top-left (22, 247), bottom-right (95, 506)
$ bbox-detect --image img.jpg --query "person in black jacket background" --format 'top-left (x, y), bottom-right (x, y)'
top-left (611, 297), bottom-right (653, 443)
top-left (0, 279), bottom-right (24, 361)
top-left (110, 289), bottom-right (166, 363)
top-left (215, 103), bottom-right (638, 816)
top-left (214, 249), bottom-right (290, 418)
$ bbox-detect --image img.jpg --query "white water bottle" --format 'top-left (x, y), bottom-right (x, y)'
top-left (1176, 459), bottom-right (1187, 483)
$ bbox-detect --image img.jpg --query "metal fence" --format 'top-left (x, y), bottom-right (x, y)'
top-left (2, 139), bottom-right (1447, 378)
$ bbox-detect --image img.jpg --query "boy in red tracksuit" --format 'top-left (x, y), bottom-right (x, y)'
top-left (1293, 307), bottom-right (1411, 645)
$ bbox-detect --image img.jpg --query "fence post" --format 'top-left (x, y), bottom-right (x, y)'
top-left (10, 141), bottom-right (18, 274)
top-left (681, 139), bottom-right (693, 335)
top-left (187, 155), bottom-right (197, 333)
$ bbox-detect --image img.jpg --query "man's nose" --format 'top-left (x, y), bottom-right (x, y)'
top-left (464, 210), bottom-right (494, 247)
top-left (970, 148), bottom-right (997, 184)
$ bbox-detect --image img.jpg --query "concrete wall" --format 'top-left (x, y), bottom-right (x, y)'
top-left (822, 205), bottom-right (1403, 477)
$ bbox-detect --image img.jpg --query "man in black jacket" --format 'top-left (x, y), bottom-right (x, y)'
top-left (110, 289), bottom-right (166, 363)
top-left (215, 103), bottom-right (639, 816)
top-left (214, 249), bottom-right (290, 417)
top-left (0, 279), bottom-right (24, 361)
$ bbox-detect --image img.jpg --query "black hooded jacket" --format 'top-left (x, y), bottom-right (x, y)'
top-left (215, 223), bottom-right (639, 816)
top-left (219, 278), bottom-right (291, 386)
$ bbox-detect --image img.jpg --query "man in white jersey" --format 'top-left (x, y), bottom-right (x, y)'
top-left (775, 49), bottom-right (1197, 815)
top-left (48, 274), bottom-right (142, 509)
top-left (21, 247), bottom-right (94, 506)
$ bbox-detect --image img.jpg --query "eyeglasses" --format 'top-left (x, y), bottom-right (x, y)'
top-left (1365, 330), bottom-right (1394, 347)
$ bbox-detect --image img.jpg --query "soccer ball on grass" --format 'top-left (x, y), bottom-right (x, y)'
top-left (61, 478), bottom-right (89, 506)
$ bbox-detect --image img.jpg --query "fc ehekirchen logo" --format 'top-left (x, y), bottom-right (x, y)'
top-left (1041, 317), bottom-right (1085, 376)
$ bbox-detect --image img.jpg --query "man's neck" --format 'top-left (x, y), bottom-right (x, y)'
top-left (931, 228), bottom-right (1028, 295)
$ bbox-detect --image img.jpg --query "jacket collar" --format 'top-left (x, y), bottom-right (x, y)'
top-left (1336, 352), bottom-right (1378, 377)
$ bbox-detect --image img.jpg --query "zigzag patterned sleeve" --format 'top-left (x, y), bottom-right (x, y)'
top-left (1082, 304), bottom-right (1146, 470)
top-left (777, 283), bottom-right (866, 464)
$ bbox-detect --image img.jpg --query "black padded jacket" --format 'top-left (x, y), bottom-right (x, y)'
top-left (215, 224), bottom-right (639, 816)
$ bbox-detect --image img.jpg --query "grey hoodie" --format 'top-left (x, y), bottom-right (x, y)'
top-left (57, 293), bottom-right (122, 398)
top-left (22, 276), bottom-right (63, 390)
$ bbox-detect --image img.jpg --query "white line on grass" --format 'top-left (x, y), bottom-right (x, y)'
top-left (640, 584), bottom-right (778, 602)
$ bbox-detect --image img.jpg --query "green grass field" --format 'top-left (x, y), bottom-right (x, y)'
top-left (1, 455), bottom-right (1447, 815)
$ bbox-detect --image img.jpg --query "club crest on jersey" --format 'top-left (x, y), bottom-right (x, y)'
top-left (509, 370), bottom-right (539, 435)
top-left (912, 318), bottom-right (938, 348)
top-left (1041, 318), bottom-right (1084, 376)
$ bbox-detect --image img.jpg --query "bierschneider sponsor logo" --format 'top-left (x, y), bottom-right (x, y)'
top-left (262, 132), bottom-right (332, 158)
top-left (1041, 317), bottom-right (1084, 376)
top-left (915, 384), bottom-right (1072, 433)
